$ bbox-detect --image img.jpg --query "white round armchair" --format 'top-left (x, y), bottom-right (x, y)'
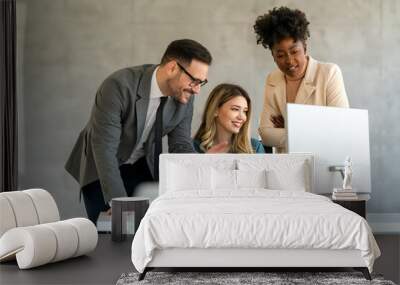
top-left (0, 189), bottom-right (98, 269)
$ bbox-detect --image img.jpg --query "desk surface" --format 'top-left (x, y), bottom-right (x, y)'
top-left (0, 234), bottom-right (133, 285)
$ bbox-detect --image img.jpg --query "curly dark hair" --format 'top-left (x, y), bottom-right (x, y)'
top-left (254, 7), bottom-right (310, 50)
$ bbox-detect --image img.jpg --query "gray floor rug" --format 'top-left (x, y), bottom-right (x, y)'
top-left (116, 271), bottom-right (396, 285)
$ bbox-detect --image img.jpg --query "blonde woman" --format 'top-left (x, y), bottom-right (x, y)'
top-left (194, 83), bottom-right (264, 153)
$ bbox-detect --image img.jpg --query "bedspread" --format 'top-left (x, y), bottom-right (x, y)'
top-left (131, 190), bottom-right (380, 272)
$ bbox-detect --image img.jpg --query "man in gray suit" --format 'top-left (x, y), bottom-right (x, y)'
top-left (65, 39), bottom-right (212, 224)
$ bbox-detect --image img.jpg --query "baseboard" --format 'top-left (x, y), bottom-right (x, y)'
top-left (367, 213), bottom-right (400, 234)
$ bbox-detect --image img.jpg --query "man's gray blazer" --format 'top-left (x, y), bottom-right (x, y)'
top-left (65, 64), bottom-right (195, 202)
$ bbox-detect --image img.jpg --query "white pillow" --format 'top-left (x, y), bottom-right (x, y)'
top-left (236, 169), bottom-right (268, 189)
top-left (212, 168), bottom-right (237, 190)
top-left (211, 168), bottom-right (268, 190)
top-left (167, 162), bottom-right (212, 191)
top-left (237, 158), bottom-right (310, 192)
top-left (266, 161), bottom-right (308, 191)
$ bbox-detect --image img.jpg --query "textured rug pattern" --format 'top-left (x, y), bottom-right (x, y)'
top-left (117, 271), bottom-right (396, 285)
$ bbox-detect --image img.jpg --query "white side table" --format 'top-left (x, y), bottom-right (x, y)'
top-left (111, 197), bottom-right (149, 242)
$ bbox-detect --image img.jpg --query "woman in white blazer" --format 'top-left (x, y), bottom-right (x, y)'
top-left (254, 7), bottom-right (349, 152)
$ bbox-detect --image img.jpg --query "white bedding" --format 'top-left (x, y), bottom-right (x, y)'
top-left (131, 190), bottom-right (380, 273)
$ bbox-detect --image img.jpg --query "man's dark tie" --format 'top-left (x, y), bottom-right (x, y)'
top-left (153, 97), bottom-right (167, 181)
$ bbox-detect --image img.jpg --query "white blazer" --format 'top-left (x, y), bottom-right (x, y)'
top-left (258, 56), bottom-right (349, 152)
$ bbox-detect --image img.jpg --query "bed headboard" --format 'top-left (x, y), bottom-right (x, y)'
top-left (159, 153), bottom-right (314, 195)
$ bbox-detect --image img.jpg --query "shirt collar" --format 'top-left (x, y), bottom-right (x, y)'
top-left (150, 66), bottom-right (165, 99)
top-left (267, 56), bottom-right (317, 87)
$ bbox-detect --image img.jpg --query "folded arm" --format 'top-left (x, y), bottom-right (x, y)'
top-left (258, 85), bottom-right (286, 148)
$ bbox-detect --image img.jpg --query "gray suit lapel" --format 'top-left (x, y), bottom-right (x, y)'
top-left (135, 65), bottom-right (157, 142)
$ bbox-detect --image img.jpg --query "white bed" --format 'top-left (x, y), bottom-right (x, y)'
top-left (131, 154), bottom-right (380, 280)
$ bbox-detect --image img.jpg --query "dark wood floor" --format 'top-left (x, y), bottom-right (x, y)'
top-left (0, 234), bottom-right (133, 285)
top-left (1, 234), bottom-right (398, 285)
top-left (373, 234), bottom-right (400, 284)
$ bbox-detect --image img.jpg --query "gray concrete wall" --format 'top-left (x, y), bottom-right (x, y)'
top-left (16, 0), bottom-right (400, 219)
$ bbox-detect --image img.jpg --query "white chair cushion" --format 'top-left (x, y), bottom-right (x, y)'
top-left (42, 221), bottom-right (79, 262)
top-left (0, 225), bottom-right (57, 269)
top-left (23, 189), bottom-right (60, 223)
top-left (0, 189), bottom-right (97, 269)
top-left (0, 196), bottom-right (17, 237)
top-left (0, 189), bottom-right (60, 238)
top-left (0, 218), bottom-right (98, 269)
top-left (65, 218), bottom-right (98, 257)
top-left (0, 192), bottom-right (39, 227)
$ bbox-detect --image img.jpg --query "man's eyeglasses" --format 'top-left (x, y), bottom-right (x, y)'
top-left (176, 62), bottom-right (208, 87)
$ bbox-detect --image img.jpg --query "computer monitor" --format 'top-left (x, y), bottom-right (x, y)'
top-left (287, 104), bottom-right (371, 194)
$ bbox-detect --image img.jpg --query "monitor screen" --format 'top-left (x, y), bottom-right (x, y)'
top-left (287, 103), bottom-right (371, 194)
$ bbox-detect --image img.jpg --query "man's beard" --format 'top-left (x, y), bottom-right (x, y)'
top-left (173, 88), bottom-right (195, 104)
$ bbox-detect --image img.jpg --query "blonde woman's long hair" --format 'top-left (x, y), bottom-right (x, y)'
top-left (194, 83), bottom-right (254, 153)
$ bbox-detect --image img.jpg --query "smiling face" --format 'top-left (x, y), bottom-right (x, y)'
top-left (271, 37), bottom-right (308, 79)
top-left (167, 59), bottom-right (209, 104)
top-left (215, 96), bottom-right (248, 136)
